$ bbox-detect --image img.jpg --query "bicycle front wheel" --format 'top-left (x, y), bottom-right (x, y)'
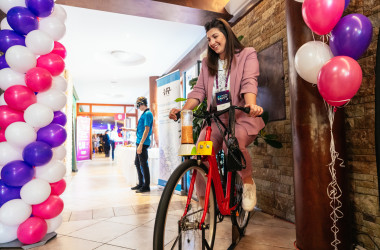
top-left (153, 159), bottom-right (217, 250)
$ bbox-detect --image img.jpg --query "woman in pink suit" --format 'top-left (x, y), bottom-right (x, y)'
top-left (169, 18), bottom-right (264, 211)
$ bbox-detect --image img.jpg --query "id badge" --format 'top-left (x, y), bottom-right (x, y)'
top-left (216, 90), bottom-right (231, 111)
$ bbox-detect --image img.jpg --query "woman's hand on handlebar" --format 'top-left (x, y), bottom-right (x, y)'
top-left (244, 104), bottom-right (263, 117)
top-left (169, 108), bottom-right (181, 120)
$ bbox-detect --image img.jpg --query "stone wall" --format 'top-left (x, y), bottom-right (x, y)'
top-left (232, 0), bottom-right (380, 248)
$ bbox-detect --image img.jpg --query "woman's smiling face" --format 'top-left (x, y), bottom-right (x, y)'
top-left (207, 28), bottom-right (226, 59)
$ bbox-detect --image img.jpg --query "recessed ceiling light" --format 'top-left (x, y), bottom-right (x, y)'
top-left (110, 50), bottom-right (146, 66)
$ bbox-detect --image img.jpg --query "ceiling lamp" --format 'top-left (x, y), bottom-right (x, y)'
top-left (110, 50), bottom-right (146, 66)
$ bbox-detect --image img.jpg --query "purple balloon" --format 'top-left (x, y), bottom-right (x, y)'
top-left (7, 7), bottom-right (39, 36)
top-left (37, 123), bottom-right (67, 147)
top-left (0, 55), bottom-right (9, 70)
top-left (52, 111), bottom-right (67, 126)
top-left (344, 0), bottom-right (350, 9)
top-left (23, 141), bottom-right (53, 166)
top-left (1, 160), bottom-right (35, 187)
top-left (330, 14), bottom-right (373, 60)
top-left (26, 0), bottom-right (54, 18)
top-left (0, 30), bottom-right (26, 53)
top-left (0, 180), bottom-right (21, 206)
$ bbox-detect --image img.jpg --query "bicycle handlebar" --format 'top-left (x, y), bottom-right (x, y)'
top-left (174, 106), bottom-right (260, 121)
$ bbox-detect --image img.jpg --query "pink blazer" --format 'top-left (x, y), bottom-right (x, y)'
top-left (187, 47), bottom-right (265, 135)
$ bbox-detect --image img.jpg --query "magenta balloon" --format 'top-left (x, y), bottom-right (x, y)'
top-left (17, 217), bottom-right (48, 244)
top-left (32, 195), bottom-right (64, 219)
top-left (0, 105), bottom-right (25, 129)
top-left (1, 160), bottom-right (35, 187)
top-left (0, 180), bottom-right (21, 206)
top-left (330, 14), bottom-right (373, 60)
top-left (302, 0), bottom-right (345, 35)
top-left (37, 123), bottom-right (67, 147)
top-left (26, 0), bottom-right (54, 17)
top-left (0, 30), bottom-right (26, 53)
top-left (0, 129), bottom-right (5, 142)
top-left (7, 7), bottom-right (39, 36)
top-left (0, 55), bottom-right (9, 70)
top-left (4, 85), bottom-right (37, 111)
top-left (317, 56), bottom-right (362, 104)
top-left (52, 111), bottom-right (67, 126)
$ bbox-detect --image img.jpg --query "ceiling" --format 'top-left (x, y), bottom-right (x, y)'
top-left (60, 5), bottom-right (206, 105)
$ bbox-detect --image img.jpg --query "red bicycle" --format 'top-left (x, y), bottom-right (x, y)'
top-left (153, 106), bottom-right (255, 250)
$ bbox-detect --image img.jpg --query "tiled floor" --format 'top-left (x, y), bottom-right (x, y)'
top-left (33, 155), bottom-right (296, 250)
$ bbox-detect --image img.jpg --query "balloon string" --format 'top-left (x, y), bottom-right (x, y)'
top-left (311, 30), bottom-right (316, 42)
top-left (325, 102), bottom-right (345, 250)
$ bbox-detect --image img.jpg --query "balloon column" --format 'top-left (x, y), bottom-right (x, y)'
top-left (0, 0), bottom-right (68, 245)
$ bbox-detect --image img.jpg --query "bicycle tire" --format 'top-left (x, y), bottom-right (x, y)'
top-left (153, 159), bottom-right (217, 250)
top-left (230, 171), bottom-right (250, 235)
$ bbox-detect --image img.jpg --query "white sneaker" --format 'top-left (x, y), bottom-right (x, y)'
top-left (242, 180), bottom-right (257, 212)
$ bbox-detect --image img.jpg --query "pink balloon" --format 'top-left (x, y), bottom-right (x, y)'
top-left (17, 217), bottom-right (48, 245)
top-left (25, 67), bottom-right (53, 92)
top-left (0, 128), bottom-right (6, 142)
top-left (50, 179), bottom-right (66, 196)
top-left (318, 56), bottom-right (362, 105)
top-left (0, 105), bottom-right (25, 128)
top-left (302, 0), bottom-right (345, 35)
top-left (36, 53), bottom-right (65, 77)
top-left (325, 100), bottom-right (349, 107)
top-left (51, 41), bottom-right (67, 59)
top-left (32, 195), bottom-right (64, 219)
top-left (4, 85), bottom-right (37, 111)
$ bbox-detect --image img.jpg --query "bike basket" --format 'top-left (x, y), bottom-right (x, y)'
top-left (226, 137), bottom-right (246, 172)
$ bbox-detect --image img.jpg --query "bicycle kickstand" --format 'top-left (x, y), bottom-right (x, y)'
top-left (201, 224), bottom-right (211, 250)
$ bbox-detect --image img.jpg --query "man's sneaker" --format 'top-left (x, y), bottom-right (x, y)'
top-left (242, 180), bottom-right (257, 212)
top-left (131, 185), bottom-right (142, 190)
top-left (136, 186), bottom-right (150, 193)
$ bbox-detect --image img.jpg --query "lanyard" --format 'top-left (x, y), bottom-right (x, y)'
top-left (215, 64), bottom-right (231, 90)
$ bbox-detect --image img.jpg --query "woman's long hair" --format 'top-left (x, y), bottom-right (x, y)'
top-left (204, 18), bottom-right (245, 76)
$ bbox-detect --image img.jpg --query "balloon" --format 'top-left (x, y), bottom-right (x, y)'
top-left (39, 16), bottom-right (66, 41)
top-left (37, 88), bottom-right (67, 111)
top-left (0, 105), bottom-right (25, 129)
top-left (52, 76), bottom-right (68, 92)
top-left (46, 214), bottom-right (62, 233)
top-left (0, 0), bottom-right (26, 13)
top-left (37, 123), bottom-right (67, 147)
top-left (5, 122), bottom-right (37, 148)
top-left (17, 217), bottom-right (47, 244)
top-left (0, 55), bottom-right (9, 70)
top-left (52, 111), bottom-right (67, 126)
top-left (23, 141), bottom-right (53, 166)
top-left (0, 18), bottom-right (12, 30)
top-left (21, 178), bottom-right (51, 205)
top-left (26, 0), bottom-right (54, 18)
top-left (0, 30), bottom-right (25, 54)
top-left (0, 68), bottom-right (26, 91)
top-left (52, 145), bottom-right (66, 161)
top-left (0, 180), bottom-right (21, 206)
top-left (0, 222), bottom-right (18, 243)
top-left (50, 179), bottom-right (66, 196)
top-left (318, 56), bottom-right (363, 106)
top-left (0, 142), bottom-right (23, 166)
top-left (25, 67), bottom-right (53, 92)
top-left (302, 0), bottom-right (344, 35)
top-left (344, 0), bottom-right (350, 9)
top-left (295, 41), bottom-right (333, 84)
top-left (330, 14), bottom-right (373, 60)
top-left (4, 85), bottom-right (37, 111)
top-left (0, 199), bottom-right (31, 226)
top-left (51, 41), bottom-right (67, 59)
top-left (325, 99), bottom-right (349, 107)
top-left (1, 161), bottom-right (35, 187)
top-left (294, 0), bottom-right (304, 1)
top-left (50, 5), bottom-right (67, 23)
top-left (25, 30), bottom-right (54, 55)
top-left (35, 160), bottom-right (66, 183)
top-left (0, 129), bottom-right (5, 142)
top-left (7, 7), bottom-right (39, 36)
top-left (32, 195), bottom-right (64, 219)
top-left (5, 45), bottom-right (37, 73)
top-left (24, 103), bottom-right (54, 128)
top-left (37, 53), bottom-right (65, 77)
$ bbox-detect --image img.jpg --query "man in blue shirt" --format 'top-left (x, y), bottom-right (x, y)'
top-left (131, 96), bottom-right (153, 193)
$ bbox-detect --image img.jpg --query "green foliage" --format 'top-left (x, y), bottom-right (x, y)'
top-left (237, 35), bottom-right (244, 42)
top-left (253, 111), bottom-right (283, 148)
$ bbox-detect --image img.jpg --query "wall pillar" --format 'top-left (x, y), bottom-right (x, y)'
top-left (149, 76), bottom-right (159, 147)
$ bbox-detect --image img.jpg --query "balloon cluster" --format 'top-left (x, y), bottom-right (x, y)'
top-left (0, 0), bottom-right (68, 245)
top-left (294, 0), bottom-right (373, 107)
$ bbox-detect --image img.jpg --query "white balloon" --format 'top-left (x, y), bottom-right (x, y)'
top-left (0, 94), bottom-right (6, 105)
top-left (21, 179), bottom-right (51, 205)
top-left (5, 122), bottom-right (37, 149)
top-left (0, 68), bottom-right (26, 91)
top-left (39, 16), bottom-right (66, 41)
top-left (46, 214), bottom-right (63, 233)
top-left (24, 103), bottom-right (54, 128)
top-left (25, 30), bottom-right (54, 55)
top-left (50, 5), bottom-right (67, 23)
top-left (0, 222), bottom-right (18, 243)
top-left (0, 142), bottom-right (23, 166)
top-left (5, 45), bottom-right (36, 73)
top-left (294, 0), bottom-right (304, 2)
top-left (295, 41), bottom-right (333, 84)
top-left (52, 145), bottom-right (66, 160)
top-left (37, 88), bottom-right (67, 111)
top-left (0, 0), bottom-right (26, 14)
top-left (0, 18), bottom-right (12, 30)
top-left (52, 76), bottom-right (68, 92)
top-left (0, 199), bottom-right (31, 226)
top-left (35, 160), bottom-right (66, 183)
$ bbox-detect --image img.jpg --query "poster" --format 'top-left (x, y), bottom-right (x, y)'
top-left (157, 70), bottom-right (182, 186)
top-left (76, 116), bottom-right (91, 161)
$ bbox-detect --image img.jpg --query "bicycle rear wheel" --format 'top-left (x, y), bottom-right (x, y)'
top-left (153, 159), bottom-right (217, 250)
top-left (230, 172), bottom-right (250, 235)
